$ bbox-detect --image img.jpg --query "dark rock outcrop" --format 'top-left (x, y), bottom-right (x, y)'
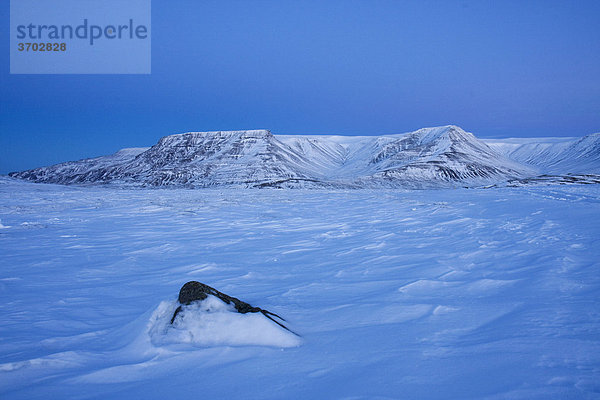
top-left (170, 281), bottom-right (297, 335)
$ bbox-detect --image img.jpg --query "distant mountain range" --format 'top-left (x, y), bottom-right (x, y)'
top-left (9, 126), bottom-right (600, 188)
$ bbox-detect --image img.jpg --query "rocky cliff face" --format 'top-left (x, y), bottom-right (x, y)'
top-left (98, 130), bottom-right (315, 187)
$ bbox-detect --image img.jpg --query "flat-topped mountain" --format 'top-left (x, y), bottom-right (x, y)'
top-left (9, 126), bottom-right (599, 188)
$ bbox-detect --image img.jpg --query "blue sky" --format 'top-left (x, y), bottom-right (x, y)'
top-left (1, 0), bottom-right (599, 174)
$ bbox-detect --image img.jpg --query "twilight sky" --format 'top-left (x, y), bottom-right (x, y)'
top-left (1, 0), bottom-right (599, 174)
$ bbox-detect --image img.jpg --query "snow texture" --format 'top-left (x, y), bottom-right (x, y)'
top-left (1, 177), bottom-right (599, 399)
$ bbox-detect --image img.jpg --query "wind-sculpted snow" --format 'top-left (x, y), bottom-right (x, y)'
top-left (1, 179), bottom-right (599, 399)
top-left (148, 297), bottom-right (301, 348)
top-left (10, 126), bottom-right (538, 188)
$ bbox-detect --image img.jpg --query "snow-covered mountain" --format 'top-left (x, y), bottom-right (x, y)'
top-left (9, 126), bottom-right (598, 188)
top-left (279, 126), bottom-right (531, 187)
top-left (98, 130), bottom-right (319, 187)
top-left (11, 130), bottom-right (316, 187)
top-left (484, 132), bottom-right (600, 174)
top-left (9, 147), bottom-right (149, 185)
top-left (350, 126), bottom-right (533, 187)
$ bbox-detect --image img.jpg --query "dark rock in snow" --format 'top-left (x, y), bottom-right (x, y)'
top-left (170, 281), bottom-right (297, 335)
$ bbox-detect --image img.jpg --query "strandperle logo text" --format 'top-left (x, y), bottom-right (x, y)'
top-left (16, 19), bottom-right (149, 45)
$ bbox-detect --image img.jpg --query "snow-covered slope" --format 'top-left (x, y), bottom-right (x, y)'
top-left (354, 126), bottom-right (533, 187)
top-left (559, 133), bottom-right (600, 173)
top-left (100, 130), bottom-right (317, 187)
top-left (484, 132), bottom-right (600, 174)
top-left (10, 131), bottom-right (316, 187)
top-left (10, 147), bottom-right (149, 184)
top-left (9, 126), bottom-right (538, 188)
top-left (280, 126), bottom-right (532, 185)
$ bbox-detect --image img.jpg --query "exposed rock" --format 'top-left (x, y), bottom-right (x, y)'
top-left (170, 281), bottom-right (297, 335)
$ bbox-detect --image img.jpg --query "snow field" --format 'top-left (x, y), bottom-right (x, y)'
top-left (0, 178), bottom-right (599, 399)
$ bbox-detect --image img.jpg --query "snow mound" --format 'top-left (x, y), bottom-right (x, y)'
top-left (147, 296), bottom-right (301, 348)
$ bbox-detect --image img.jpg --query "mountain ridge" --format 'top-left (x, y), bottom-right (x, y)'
top-left (8, 126), bottom-right (599, 188)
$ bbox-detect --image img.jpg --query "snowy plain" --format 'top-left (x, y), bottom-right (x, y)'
top-left (0, 177), bottom-right (599, 399)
